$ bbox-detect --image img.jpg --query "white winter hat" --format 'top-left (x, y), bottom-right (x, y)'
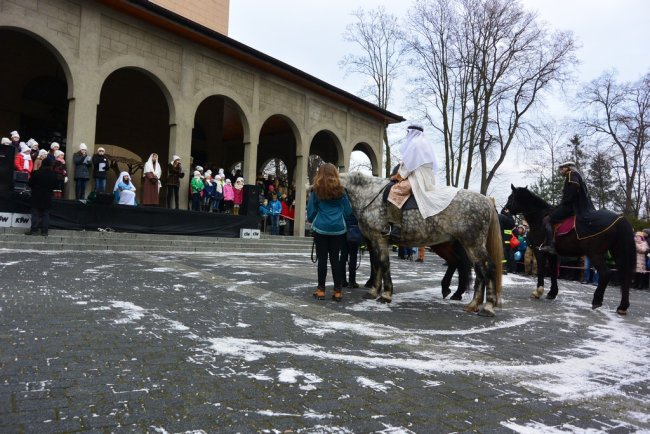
top-left (193, 170), bottom-right (201, 177)
top-left (204, 170), bottom-right (212, 177)
top-left (38, 149), bottom-right (48, 157)
top-left (1, 137), bottom-right (11, 145)
top-left (54, 150), bottom-right (64, 158)
top-left (20, 143), bottom-right (30, 153)
top-left (79, 143), bottom-right (87, 151)
top-left (50, 142), bottom-right (60, 150)
top-left (27, 139), bottom-right (38, 148)
top-left (195, 165), bottom-right (203, 173)
top-left (10, 131), bottom-right (19, 139)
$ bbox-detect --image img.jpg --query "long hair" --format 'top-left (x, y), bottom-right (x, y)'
top-left (313, 163), bottom-right (344, 200)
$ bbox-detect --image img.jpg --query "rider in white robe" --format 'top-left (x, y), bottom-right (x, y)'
top-left (396, 126), bottom-right (458, 219)
top-left (385, 125), bottom-right (458, 240)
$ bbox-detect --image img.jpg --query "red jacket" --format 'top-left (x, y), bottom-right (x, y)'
top-left (14, 153), bottom-right (33, 177)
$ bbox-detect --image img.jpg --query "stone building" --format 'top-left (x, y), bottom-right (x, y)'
top-left (0, 0), bottom-right (403, 236)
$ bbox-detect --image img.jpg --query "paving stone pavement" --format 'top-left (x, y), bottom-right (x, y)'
top-left (1, 247), bottom-right (649, 433)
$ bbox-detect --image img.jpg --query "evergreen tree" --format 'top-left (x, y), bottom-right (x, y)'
top-left (586, 151), bottom-right (616, 210)
top-left (567, 134), bottom-right (588, 169)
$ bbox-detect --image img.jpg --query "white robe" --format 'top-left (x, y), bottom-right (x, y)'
top-left (398, 162), bottom-right (458, 219)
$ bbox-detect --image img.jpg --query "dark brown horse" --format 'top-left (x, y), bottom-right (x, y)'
top-left (365, 240), bottom-right (471, 301)
top-left (505, 185), bottom-right (634, 314)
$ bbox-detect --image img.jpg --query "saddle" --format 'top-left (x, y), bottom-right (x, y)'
top-left (383, 180), bottom-right (419, 211)
top-left (554, 209), bottom-right (623, 240)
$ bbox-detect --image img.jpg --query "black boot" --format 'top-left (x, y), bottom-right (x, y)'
top-left (25, 229), bottom-right (37, 236)
top-left (387, 224), bottom-right (401, 243)
top-left (539, 220), bottom-right (557, 255)
top-left (383, 203), bottom-right (402, 242)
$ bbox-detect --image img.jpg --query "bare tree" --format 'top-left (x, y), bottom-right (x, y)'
top-left (576, 71), bottom-right (650, 217)
top-left (405, 0), bottom-right (577, 193)
top-left (340, 7), bottom-right (407, 177)
top-left (525, 120), bottom-right (570, 203)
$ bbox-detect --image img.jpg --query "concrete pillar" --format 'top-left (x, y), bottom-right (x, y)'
top-left (293, 154), bottom-right (307, 237)
top-left (168, 112), bottom-right (192, 209)
top-left (64, 3), bottom-right (101, 199)
top-left (166, 49), bottom-right (196, 209)
top-left (243, 138), bottom-right (257, 185)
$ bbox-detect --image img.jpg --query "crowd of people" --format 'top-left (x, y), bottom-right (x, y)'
top-left (255, 173), bottom-right (296, 236)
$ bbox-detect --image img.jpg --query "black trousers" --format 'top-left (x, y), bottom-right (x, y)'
top-left (31, 207), bottom-right (50, 233)
top-left (314, 232), bottom-right (345, 289)
top-left (339, 241), bottom-right (359, 284)
top-left (166, 185), bottom-right (179, 209)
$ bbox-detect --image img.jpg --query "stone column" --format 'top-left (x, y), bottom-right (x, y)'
top-left (167, 49), bottom-right (196, 209)
top-left (64, 4), bottom-right (101, 199)
top-left (293, 154), bottom-right (307, 237)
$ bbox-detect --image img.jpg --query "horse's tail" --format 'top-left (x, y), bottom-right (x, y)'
top-left (487, 208), bottom-right (504, 298)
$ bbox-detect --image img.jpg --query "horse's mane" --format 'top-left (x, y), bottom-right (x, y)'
top-left (516, 187), bottom-right (553, 212)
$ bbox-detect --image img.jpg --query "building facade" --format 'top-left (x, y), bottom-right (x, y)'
top-left (0, 0), bottom-right (402, 236)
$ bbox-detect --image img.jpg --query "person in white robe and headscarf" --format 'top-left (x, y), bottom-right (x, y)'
top-left (142, 153), bottom-right (162, 206)
top-left (114, 171), bottom-right (136, 206)
top-left (385, 125), bottom-right (458, 241)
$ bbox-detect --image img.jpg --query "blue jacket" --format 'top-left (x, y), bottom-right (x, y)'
top-left (268, 199), bottom-right (282, 215)
top-left (307, 191), bottom-right (352, 236)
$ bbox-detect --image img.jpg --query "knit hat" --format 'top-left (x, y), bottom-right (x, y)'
top-left (193, 170), bottom-right (201, 178)
top-left (195, 165), bottom-right (203, 173)
top-left (1, 138), bottom-right (10, 145)
top-left (10, 131), bottom-right (19, 139)
top-left (204, 170), bottom-right (212, 177)
top-left (38, 149), bottom-right (48, 157)
top-left (19, 143), bottom-right (29, 153)
top-left (54, 150), bottom-right (64, 158)
top-left (27, 139), bottom-right (38, 148)
top-left (79, 143), bottom-right (87, 151)
top-left (50, 142), bottom-right (60, 150)
top-left (97, 147), bottom-right (105, 152)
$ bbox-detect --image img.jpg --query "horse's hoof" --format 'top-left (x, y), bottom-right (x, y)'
top-left (450, 291), bottom-right (464, 301)
top-left (531, 287), bottom-right (544, 299)
top-left (616, 308), bottom-right (627, 315)
top-left (464, 303), bottom-right (479, 313)
top-left (378, 296), bottom-right (392, 304)
top-left (478, 307), bottom-right (495, 317)
top-left (546, 294), bottom-right (557, 300)
top-left (592, 303), bottom-right (602, 310)
top-left (442, 288), bottom-right (451, 299)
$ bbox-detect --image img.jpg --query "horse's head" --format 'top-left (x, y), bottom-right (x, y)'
top-left (506, 184), bottom-right (549, 215)
top-left (340, 171), bottom-right (385, 217)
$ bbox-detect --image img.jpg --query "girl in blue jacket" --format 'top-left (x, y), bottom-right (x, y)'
top-left (268, 193), bottom-right (283, 235)
top-left (307, 163), bottom-right (352, 301)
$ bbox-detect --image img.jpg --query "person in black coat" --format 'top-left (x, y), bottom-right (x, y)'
top-left (541, 161), bottom-right (595, 254)
top-left (26, 158), bottom-right (58, 236)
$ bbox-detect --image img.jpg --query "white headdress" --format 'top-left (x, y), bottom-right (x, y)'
top-left (143, 153), bottom-right (162, 179)
top-left (399, 125), bottom-right (438, 173)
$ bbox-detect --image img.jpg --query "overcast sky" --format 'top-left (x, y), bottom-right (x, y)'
top-left (229, 0), bottom-right (650, 202)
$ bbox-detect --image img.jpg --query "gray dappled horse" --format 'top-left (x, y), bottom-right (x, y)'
top-left (340, 172), bottom-right (503, 317)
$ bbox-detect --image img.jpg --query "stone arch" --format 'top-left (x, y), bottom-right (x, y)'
top-left (257, 114), bottom-right (303, 184)
top-left (191, 93), bottom-right (250, 177)
top-left (0, 27), bottom-right (74, 149)
top-left (308, 130), bottom-right (344, 167)
top-left (350, 139), bottom-right (380, 176)
top-left (0, 25), bottom-right (75, 98)
top-left (94, 56), bottom-right (179, 124)
top-left (94, 67), bottom-right (172, 201)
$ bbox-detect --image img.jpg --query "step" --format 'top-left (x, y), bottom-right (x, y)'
top-left (0, 228), bottom-right (314, 253)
